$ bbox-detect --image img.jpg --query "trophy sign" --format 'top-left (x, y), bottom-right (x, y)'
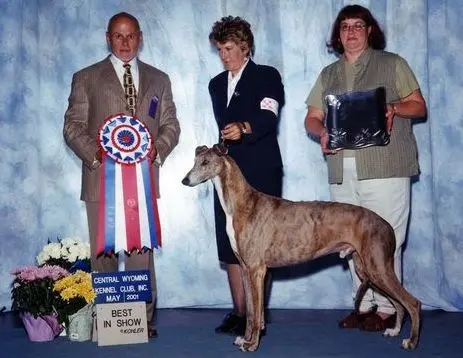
top-left (324, 87), bottom-right (390, 150)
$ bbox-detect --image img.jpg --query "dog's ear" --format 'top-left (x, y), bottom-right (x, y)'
top-left (212, 143), bottom-right (228, 156)
top-left (195, 145), bottom-right (209, 156)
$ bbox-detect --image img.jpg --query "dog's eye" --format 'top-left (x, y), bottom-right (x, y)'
top-left (201, 159), bottom-right (209, 166)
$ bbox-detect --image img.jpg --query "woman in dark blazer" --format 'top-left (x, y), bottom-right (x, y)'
top-left (208, 16), bottom-right (285, 336)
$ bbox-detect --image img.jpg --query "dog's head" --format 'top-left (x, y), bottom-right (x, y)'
top-left (181, 144), bottom-right (228, 187)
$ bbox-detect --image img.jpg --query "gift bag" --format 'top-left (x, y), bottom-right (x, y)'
top-left (66, 304), bottom-right (94, 342)
top-left (20, 312), bottom-right (62, 342)
top-left (324, 87), bottom-right (390, 150)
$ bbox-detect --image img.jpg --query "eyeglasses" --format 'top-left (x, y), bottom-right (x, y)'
top-left (110, 32), bottom-right (140, 43)
top-left (340, 23), bottom-right (366, 33)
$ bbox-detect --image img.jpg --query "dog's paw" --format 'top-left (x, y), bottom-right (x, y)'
top-left (383, 327), bottom-right (400, 337)
top-left (233, 336), bottom-right (245, 347)
top-left (243, 341), bottom-right (259, 352)
top-left (401, 338), bottom-right (417, 350)
top-left (233, 336), bottom-right (259, 351)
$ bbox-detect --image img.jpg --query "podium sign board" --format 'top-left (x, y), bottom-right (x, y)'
top-left (96, 302), bottom-right (148, 346)
top-left (92, 270), bottom-right (152, 304)
top-left (92, 270), bottom-right (152, 346)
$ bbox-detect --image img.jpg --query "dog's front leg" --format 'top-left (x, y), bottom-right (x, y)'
top-left (234, 265), bottom-right (266, 352)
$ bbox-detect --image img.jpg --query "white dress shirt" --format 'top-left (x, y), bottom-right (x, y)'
top-left (109, 54), bottom-right (139, 92)
top-left (227, 59), bottom-right (249, 107)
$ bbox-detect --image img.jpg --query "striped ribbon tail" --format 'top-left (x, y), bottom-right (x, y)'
top-left (95, 114), bottom-right (161, 256)
top-left (141, 160), bottom-right (162, 249)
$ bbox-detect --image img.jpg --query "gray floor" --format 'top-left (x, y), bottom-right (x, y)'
top-left (0, 308), bottom-right (461, 357)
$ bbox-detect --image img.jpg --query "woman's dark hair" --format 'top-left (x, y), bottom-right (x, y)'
top-left (209, 16), bottom-right (255, 57)
top-left (327, 4), bottom-right (386, 55)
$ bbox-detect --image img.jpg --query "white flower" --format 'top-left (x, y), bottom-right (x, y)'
top-left (60, 245), bottom-right (70, 258)
top-left (61, 237), bottom-right (79, 247)
top-left (36, 251), bottom-right (50, 265)
top-left (67, 252), bottom-right (78, 263)
top-left (68, 244), bottom-right (79, 258)
top-left (36, 237), bottom-right (89, 265)
top-left (77, 243), bottom-right (90, 259)
top-left (47, 243), bottom-right (62, 259)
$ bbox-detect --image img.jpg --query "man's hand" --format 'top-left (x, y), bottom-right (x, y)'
top-left (148, 144), bottom-right (158, 162)
top-left (95, 147), bottom-right (104, 162)
top-left (221, 122), bottom-right (244, 141)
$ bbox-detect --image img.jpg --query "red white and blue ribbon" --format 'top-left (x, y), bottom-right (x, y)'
top-left (96, 114), bottom-right (161, 256)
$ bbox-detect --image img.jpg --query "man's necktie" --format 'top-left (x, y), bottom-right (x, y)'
top-left (123, 64), bottom-right (136, 115)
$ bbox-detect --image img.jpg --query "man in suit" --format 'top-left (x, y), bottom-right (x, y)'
top-left (63, 12), bottom-right (180, 338)
top-left (208, 16), bottom-right (285, 336)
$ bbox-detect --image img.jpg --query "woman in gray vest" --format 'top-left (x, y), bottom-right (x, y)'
top-left (304, 4), bottom-right (426, 332)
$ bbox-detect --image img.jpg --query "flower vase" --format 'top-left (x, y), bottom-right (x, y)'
top-left (20, 312), bottom-right (63, 342)
top-left (66, 304), bottom-right (94, 342)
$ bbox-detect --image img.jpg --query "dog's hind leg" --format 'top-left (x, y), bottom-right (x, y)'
top-left (382, 296), bottom-right (405, 337)
top-left (352, 252), bottom-right (370, 313)
top-left (354, 281), bottom-right (370, 313)
top-left (234, 265), bottom-right (267, 352)
top-left (364, 262), bottom-right (421, 349)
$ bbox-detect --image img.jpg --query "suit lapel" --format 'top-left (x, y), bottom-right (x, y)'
top-left (100, 57), bottom-right (126, 102)
top-left (212, 73), bottom-right (228, 127)
top-left (99, 57), bottom-right (152, 110)
top-left (226, 60), bottom-right (255, 112)
top-left (137, 60), bottom-right (151, 111)
top-left (217, 73), bottom-right (228, 111)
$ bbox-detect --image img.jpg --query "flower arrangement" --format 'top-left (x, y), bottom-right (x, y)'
top-left (53, 270), bottom-right (96, 325)
top-left (11, 265), bottom-right (69, 317)
top-left (37, 237), bottom-right (91, 272)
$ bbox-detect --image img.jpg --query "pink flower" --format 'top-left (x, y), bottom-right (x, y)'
top-left (12, 265), bottom-right (68, 282)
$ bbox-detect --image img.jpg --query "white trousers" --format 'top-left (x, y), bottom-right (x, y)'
top-left (330, 157), bottom-right (410, 315)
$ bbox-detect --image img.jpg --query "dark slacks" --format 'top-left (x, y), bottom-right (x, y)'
top-left (214, 167), bottom-right (283, 264)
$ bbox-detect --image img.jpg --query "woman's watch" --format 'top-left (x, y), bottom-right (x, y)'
top-left (239, 122), bottom-right (248, 135)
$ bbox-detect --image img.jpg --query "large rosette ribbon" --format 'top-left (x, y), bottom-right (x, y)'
top-left (96, 114), bottom-right (161, 255)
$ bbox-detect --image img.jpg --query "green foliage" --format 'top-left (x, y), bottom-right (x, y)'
top-left (11, 278), bottom-right (59, 318)
top-left (54, 296), bottom-right (88, 325)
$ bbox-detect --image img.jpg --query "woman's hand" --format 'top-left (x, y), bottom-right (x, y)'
top-left (305, 106), bottom-right (338, 155)
top-left (221, 122), bottom-right (244, 141)
top-left (386, 103), bottom-right (396, 134)
top-left (386, 90), bottom-right (427, 133)
top-left (320, 128), bottom-right (339, 154)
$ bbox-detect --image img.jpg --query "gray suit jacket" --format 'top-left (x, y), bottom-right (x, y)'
top-left (64, 56), bottom-right (180, 201)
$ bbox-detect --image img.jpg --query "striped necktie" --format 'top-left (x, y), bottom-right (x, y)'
top-left (123, 63), bottom-right (136, 115)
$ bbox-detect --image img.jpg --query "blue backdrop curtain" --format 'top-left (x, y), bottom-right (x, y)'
top-left (0, 0), bottom-right (462, 311)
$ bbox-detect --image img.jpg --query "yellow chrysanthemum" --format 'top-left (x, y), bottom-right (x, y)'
top-left (53, 270), bottom-right (95, 303)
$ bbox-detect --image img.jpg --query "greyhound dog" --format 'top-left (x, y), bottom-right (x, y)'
top-left (182, 144), bottom-right (421, 352)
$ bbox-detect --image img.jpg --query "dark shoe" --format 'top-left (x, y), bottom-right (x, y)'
top-left (382, 314), bottom-right (397, 329)
top-left (230, 317), bottom-right (267, 337)
top-left (338, 309), bottom-right (376, 329)
top-left (215, 312), bottom-right (245, 335)
top-left (264, 308), bottom-right (272, 324)
top-left (148, 326), bottom-right (158, 338)
top-left (230, 316), bottom-right (246, 336)
top-left (359, 313), bottom-right (397, 332)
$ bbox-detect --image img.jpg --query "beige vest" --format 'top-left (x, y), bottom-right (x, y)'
top-left (321, 49), bottom-right (420, 184)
